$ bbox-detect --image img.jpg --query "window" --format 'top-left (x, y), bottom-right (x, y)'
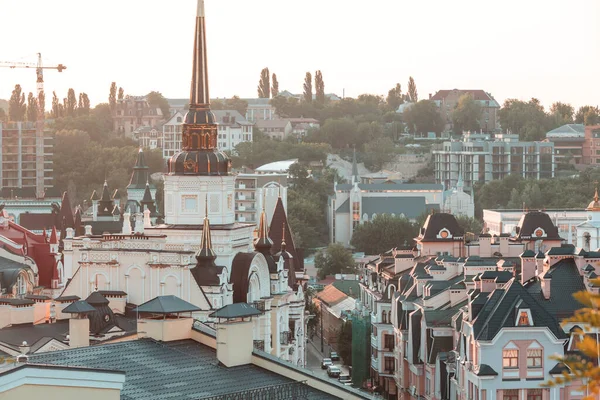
top-left (504, 390), bottom-right (519, 400)
top-left (372, 346), bottom-right (378, 359)
top-left (502, 349), bottom-right (518, 368)
top-left (384, 335), bottom-right (394, 351)
top-left (384, 357), bottom-right (395, 373)
top-left (527, 348), bottom-right (542, 367)
top-left (16, 273), bottom-right (27, 295)
top-left (382, 312), bottom-right (387, 324)
top-left (527, 389), bottom-right (542, 400)
top-left (518, 311), bottom-right (530, 326)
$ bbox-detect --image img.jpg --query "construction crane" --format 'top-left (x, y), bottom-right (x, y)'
top-left (0, 53), bottom-right (67, 199)
top-left (0, 53), bottom-right (66, 99)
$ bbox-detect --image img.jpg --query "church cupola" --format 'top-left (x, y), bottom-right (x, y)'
top-left (168, 0), bottom-right (230, 176)
top-left (587, 188), bottom-right (600, 212)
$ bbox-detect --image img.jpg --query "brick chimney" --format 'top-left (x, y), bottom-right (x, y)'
top-left (520, 250), bottom-right (536, 285)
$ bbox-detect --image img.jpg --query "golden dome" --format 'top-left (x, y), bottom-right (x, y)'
top-left (587, 188), bottom-right (600, 211)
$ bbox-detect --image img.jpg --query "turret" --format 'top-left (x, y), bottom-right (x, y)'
top-left (254, 206), bottom-right (277, 273)
top-left (49, 226), bottom-right (59, 254)
top-left (97, 181), bottom-right (115, 219)
top-left (190, 199), bottom-right (223, 287)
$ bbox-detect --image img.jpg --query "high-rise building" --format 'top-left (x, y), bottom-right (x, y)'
top-left (0, 122), bottom-right (53, 194)
top-left (433, 133), bottom-right (555, 190)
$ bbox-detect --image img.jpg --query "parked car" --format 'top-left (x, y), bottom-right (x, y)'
top-left (321, 358), bottom-right (333, 369)
top-left (327, 365), bottom-right (341, 378)
top-left (338, 374), bottom-right (352, 385)
top-left (329, 351), bottom-right (340, 361)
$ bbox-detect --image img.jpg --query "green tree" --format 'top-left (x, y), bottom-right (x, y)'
top-left (350, 214), bottom-right (418, 255)
top-left (8, 84), bottom-right (26, 121)
top-left (386, 83), bottom-right (403, 111)
top-left (550, 101), bottom-right (574, 124)
top-left (81, 93), bottom-right (90, 115)
top-left (26, 92), bottom-right (38, 122)
top-left (0, 108), bottom-right (7, 123)
top-left (52, 91), bottom-right (60, 118)
top-left (109, 82), bottom-right (117, 112)
top-left (362, 137), bottom-right (395, 171)
top-left (407, 76), bottom-right (418, 103)
top-left (319, 118), bottom-right (357, 148)
top-left (455, 216), bottom-right (483, 235)
top-left (575, 105), bottom-right (600, 124)
top-left (315, 70), bottom-right (325, 105)
top-left (506, 188), bottom-right (522, 209)
top-left (314, 243), bottom-right (356, 279)
top-left (337, 320), bottom-right (352, 365)
top-left (118, 87), bottom-right (124, 101)
top-left (257, 67), bottom-right (270, 98)
top-left (452, 93), bottom-right (482, 134)
top-left (67, 88), bottom-right (77, 117)
top-left (269, 95), bottom-right (300, 118)
top-left (546, 287), bottom-right (600, 398)
top-left (498, 98), bottom-right (554, 141)
top-left (303, 72), bottom-right (313, 103)
top-left (585, 110), bottom-right (599, 126)
top-left (224, 95), bottom-right (248, 116)
top-left (403, 100), bottom-right (444, 136)
top-left (271, 73), bottom-right (279, 98)
top-left (146, 91), bottom-right (170, 120)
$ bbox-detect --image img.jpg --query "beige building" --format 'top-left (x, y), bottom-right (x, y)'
top-left (113, 95), bottom-right (163, 136)
top-left (255, 119), bottom-right (292, 140)
top-left (430, 89), bottom-right (500, 133)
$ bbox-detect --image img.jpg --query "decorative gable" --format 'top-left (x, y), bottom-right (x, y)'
top-left (516, 308), bottom-right (533, 327)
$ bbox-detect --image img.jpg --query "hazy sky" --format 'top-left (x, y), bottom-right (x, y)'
top-left (1, 0), bottom-right (598, 110)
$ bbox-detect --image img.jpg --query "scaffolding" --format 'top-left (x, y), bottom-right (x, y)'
top-left (350, 306), bottom-right (371, 388)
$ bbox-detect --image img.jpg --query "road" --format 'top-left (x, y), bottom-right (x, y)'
top-left (305, 336), bottom-right (349, 381)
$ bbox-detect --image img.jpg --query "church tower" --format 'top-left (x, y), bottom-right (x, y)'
top-left (164, 0), bottom-right (235, 225)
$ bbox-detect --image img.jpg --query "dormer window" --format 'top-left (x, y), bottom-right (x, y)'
top-left (438, 228), bottom-right (452, 239)
top-left (516, 309), bottom-right (533, 326)
top-left (533, 227), bottom-right (546, 238)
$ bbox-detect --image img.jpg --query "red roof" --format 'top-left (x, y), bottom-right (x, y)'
top-left (0, 220), bottom-right (57, 288)
top-left (430, 89), bottom-right (494, 101)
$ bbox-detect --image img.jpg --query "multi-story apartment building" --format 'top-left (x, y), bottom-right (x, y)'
top-left (433, 133), bottom-right (555, 190)
top-left (545, 123), bottom-right (585, 166)
top-left (162, 111), bottom-right (184, 159)
top-left (113, 95), bottom-right (163, 135)
top-left (0, 122), bottom-right (53, 195)
top-left (429, 89), bottom-right (500, 134)
top-left (582, 124), bottom-right (600, 166)
top-left (360, 199), bottom-right (600, 399)
top-left (214, 110), bottom-right (253, 151)
top-left (234, 172), bottom-right (287, 225)
top-left (244, 98), bottom-right (277, 122)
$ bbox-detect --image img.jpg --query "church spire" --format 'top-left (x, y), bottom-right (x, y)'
top-left (190, 0), bottom-right (209, 108)
top-left (255, 202), bottom-right (273, 250)
top-left (196, 196), bottom-right (216, 260)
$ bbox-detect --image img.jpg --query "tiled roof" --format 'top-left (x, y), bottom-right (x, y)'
top-left (419, 213), bottom-right (464, 241)
top-left (431, 89), bottom-right (496, 103)
top-left (209, 303), bottom-right (261, 319)
top-left (315, 284), bottom-right (348, 307)
top-left (476, 364), bottom-right (498, 376)
top-left (29, 339), bottom-right (338, 400)
top-left (473, 279), bottom-right (567, 341)
top-left (515, 211), bottom-right (561, 240)
top-left (331, 280), bottom-right (360, 299)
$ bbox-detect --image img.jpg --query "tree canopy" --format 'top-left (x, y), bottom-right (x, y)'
top-left (350, 214), bottom-right (419, 255)
top-left (386, 83), bottom-right (403, 111)
top-left (452, 93), bottom-right (482, 134)
top-left (257, 67), bottom-right (270, 98)
top-left (403, 100), bottom-right (444, 136)
top-left (498, 98), bottom-right (557, 141)
top-left (8, 84), bottom-right (26, 121)
top-left (146, 91), bottom-right (171, 120)
top-left (407, 77), bottom-right (418, 103)
top-left (314, 243), bottom-right (356, 279)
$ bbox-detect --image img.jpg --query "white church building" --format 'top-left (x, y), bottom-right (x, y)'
top-left (58, 2), bottom-right (306, 366)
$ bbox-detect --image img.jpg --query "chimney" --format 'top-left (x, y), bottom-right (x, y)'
top-left (520, 251), bottom-right (536, 284)
top-left (69, 314), bottom-right (90, 348)
top-left (122, 212), bottom-right (132, 234)
top-left (212, 305), bottom-right (259, 367)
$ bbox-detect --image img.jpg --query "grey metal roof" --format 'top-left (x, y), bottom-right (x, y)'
top-left (361, 197), bottom-right (427, 219)
top-left (476, 364), bottom-right (498, 376)
top-left (29, 339), bottom-right (338, 400)
top-left (209, 303), bottom-right (261, 319)
top-left (336, 183), bottom-right (443, 191)
top-left (62, 300), bottom-right (96, 314)
top-left (134, 295), bottom-right (202, 314)
top-left (546, 124), bottom-right (585, 135)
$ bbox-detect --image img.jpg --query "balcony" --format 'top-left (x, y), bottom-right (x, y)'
top-left (280, 331), bottom-right (293, 346)
top-left (371, 334), bottom-right (377, 348)
top-left (253, 340), bottom-right (265, 351)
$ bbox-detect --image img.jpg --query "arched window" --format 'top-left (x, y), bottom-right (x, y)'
top-left (382, 311), bottom-right (387, 324)
top-left (16, 273), bottom-right (27, 295)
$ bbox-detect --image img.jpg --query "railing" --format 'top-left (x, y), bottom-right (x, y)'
top-left (251, 300), bottom-right (266, 312)
top-left (279, 331), bottom-right (293, 345)
top-left (253, 340), bottom-right (265, 351)
top-left (199, 381), bottom-right (309, 400)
